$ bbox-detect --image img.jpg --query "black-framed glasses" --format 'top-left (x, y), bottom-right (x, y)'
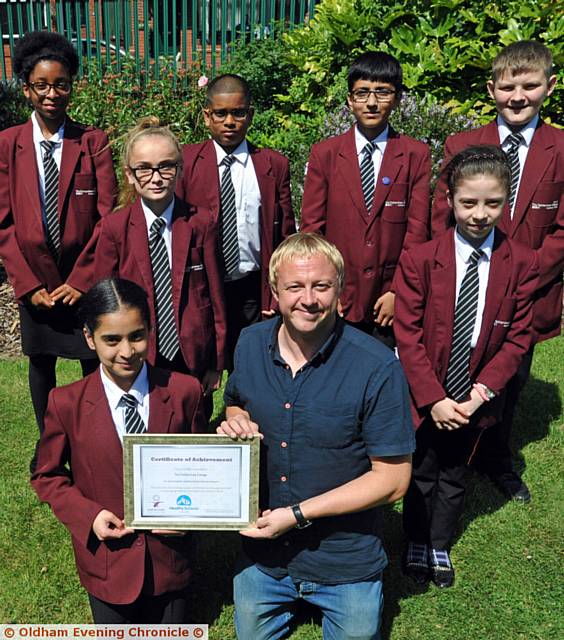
top-left (206, 108), bottom-right (251, 122)
top-left (128, 163), bottom-right (180, 183)
top-left (27, 80), bottom-right (73, 96)
top-left (350, 88), bottom-right (396, 103)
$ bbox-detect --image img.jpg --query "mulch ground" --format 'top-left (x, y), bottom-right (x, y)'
top-left (0, 263), bottom-right (22, 359)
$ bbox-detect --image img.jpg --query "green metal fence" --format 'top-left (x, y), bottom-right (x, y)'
top-left (0, 0), bottom-right (317, 81)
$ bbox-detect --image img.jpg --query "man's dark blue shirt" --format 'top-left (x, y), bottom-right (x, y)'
top-left (225, 317), bottom-right (415, 584)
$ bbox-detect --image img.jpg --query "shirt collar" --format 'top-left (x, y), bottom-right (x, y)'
top-left (497, 114), bottom-right (538, 147)
top-left (100, 362), bottom-right (149, 410)
top-left (454, 227), bottom-right (494, 263)
top-left (354, 124), bottom-right (389, 157)
top-left (141, 195), bottom-right (175, 230)
top-left (213, 139), bottom-right (249, 167)
top-left (32, 111), bottom-right (65, 146)
top-left (269, 316), bottom-right (344, 366)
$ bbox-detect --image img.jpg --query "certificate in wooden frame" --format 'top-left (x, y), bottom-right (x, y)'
top-left (123, 434), bottom-right (260, 530)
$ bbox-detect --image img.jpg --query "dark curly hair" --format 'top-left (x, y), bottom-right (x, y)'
top-left (13, 31), bottom-right (79, 82)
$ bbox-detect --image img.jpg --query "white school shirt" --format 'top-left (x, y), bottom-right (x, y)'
top-left (354, 124), bottom-right (389, 190)
top-left (32, 111), bottom-right (64, 220)
top-left (454, 228), bottom-right (494, 348)
top-left (497, 114), bottom-right (538, 218)
top-left (141, 196), bottom-right (175, 269)
top-left (100, 362), bottom-right (150, 444)
top-left (213, 139), bottom-right (261, 280)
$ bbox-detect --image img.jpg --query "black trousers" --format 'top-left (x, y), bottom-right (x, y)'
top-left (88, 588), bottom-right (189, 624)
top-left (403, 419), bottom-right (481, 550)
top-left (224, 271), bottom-right (262, 371)
top-left (471, 346), bottom-right (534, 476)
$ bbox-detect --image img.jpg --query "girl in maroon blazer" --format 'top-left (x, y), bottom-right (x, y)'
top-left (394, 146), bottom-right (538, 588)
top-left (93, 118), bottom-right (226, 415)
top-left (0, 32), bottom-right (117, 471)
top-left (32, 277), bottom-right (205, 623)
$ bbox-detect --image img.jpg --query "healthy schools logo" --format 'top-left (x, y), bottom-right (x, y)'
top-left (176, 495), bottom-right (192, 506)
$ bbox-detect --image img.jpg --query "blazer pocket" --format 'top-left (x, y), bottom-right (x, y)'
top-left (529, 181), bottom-right (561, 227)
top-left (382, 183), bottom-right (408, 223)
top-left (188, 246), bottom-right (207, 291)
top-left (78, 538), bottom-right (107, 579)
top-left (74, 174), bottom-right (97, 215)
top-left (489, 297), bottom-right (516, 345)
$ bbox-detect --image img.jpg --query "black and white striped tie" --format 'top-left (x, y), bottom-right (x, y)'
top-left (220, 154), bottom-right (239, 277)
top-left (445, 249), bottom-right (484, 401)
top-left (506, 132), bottom-right (524, 213)
top-left (149, 216), bottom-right (180, 361)
top-left (40, 140), bottom-right (60, 259)
top-left (360, 142), bottom-right (375, 212)
top-left (122, 393), bottom-right (146, 434)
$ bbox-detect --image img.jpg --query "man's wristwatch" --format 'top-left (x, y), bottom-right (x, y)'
top-left (478, 383), bottom-right (496, 401)
top-left (291, 504), bottom-right (312, 529)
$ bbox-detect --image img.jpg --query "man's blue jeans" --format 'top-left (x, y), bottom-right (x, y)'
top-left (233, 562), bottom-right (383, 640)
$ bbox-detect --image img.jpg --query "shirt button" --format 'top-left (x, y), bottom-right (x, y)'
top-left (283, 541), bottom-right (290, 547)
top-left (364, 268), bottom-right (373, 276)
top-left (366, 240), bottom-right (374, 247)
top-left (284, 402), bottom-right (292, 409)
top-left (281, 441), bottom-right (288, 448)
top-left (280, 476), bottom-right (287, 482)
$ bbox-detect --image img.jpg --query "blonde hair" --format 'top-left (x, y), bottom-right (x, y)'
top-left (492, 40), bottom-right (553, 83)
top-left (118, 116), bottom-right (183, 208)
top-left (269, 233), bottom-right (345, 291)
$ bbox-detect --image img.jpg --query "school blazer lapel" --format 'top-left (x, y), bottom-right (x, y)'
top-left (431, 231), bottom-right (457, 378)
top-left (370, 129), bottom-right (403, 222)
top-left (58, 119), bottom-right (83, 221)
top-left (470, 232), bottom-right (511, 371)
top-left (170, 199), bottom-right (193, 312)
top-left (196, 140), bottom-right (221, 216)
top-left (337, 128), bottom-right (370, 224)
top-left (510, 122), bottom-right (554, 233)
top-left (129, 200), bottom-right (155, 296)
top-left (16, 121), bottom-right (44, 239)
top-left (249, 145), bottom-right (276, 255)
top-left (84, 371), bottom-right (124, 488)
top-left (147, 368), bottom-right (174, 434)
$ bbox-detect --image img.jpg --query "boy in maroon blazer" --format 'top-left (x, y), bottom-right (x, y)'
top-left (300, 51), bottom-right (431, 348)
top-left (431, 41), bottom-right (563, 502)
top-left (395, 146), bottom-right (538, 587)
top-left (176, 74), bottom-right (295, 367)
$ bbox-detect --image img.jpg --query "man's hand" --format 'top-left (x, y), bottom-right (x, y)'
top-left (261, 309), bottom-right (277, 318)
top-left (239, 507), bottom-right (296, 539)
top-left (457, 387), bottom-right (485, 418)
top-left (217, 413), bottom-right (262, 440)
top-left (92, 509), bottom-right (134, 541)
top-left (28, 288), bottom-right (54, 310)
top-left (50, 283), bottom-right (82, 306)
top-left (202, 369), bottom-right (222, 396)
top-left (430, 398), bottom-right (470, 430)
top-left (373, 291), bottom-right (395, 326)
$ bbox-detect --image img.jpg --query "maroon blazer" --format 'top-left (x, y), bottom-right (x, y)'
top-left (0, 118), bottom-right (117, 300)
top-left (300, 126), bottom-right (431, 323)
top-left (176, 139), bottom-right (296, 310)
top-left (431, 120), bottom-right (564, 341)
top-left (394, 228), bottom-right (538, 430)
top-left (31, 366), bottom-right (204, 605)
top-left (93, 198), bottom-right (226, 376)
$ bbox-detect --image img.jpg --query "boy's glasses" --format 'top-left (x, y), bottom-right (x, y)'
top-left (206, 108), bottom-right (251, 122)
top-left (27, 80), bottom-right (72, 96)
top-left (129, 163), bottom-right (180, 183)
top-left (350, 88), bottom-right (396, 103)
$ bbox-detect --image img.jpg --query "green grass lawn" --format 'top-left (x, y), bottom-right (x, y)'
top-left (0, 338), bottom-right (562, 639)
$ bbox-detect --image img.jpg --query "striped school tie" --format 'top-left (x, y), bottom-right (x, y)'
top-left (122, 393), bottom-right (146, 434)
top-left (220, 154), bottom-right (239, 277)
top-left (506, 132), bottom-right (524, 213)
top-left (360, 142), bottom-right (375, 212)
top-left (40, 140), bottom-right (60, 259)
top-left (445, 249), bottom-right (484, 401)
top-left (149, 216), bottom-right (180, 361)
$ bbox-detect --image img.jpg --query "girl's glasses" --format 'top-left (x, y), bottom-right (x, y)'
top-left (27, 80), bottom-right (72, 96)
top-left (129, 163), bottom-right (180, 183)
